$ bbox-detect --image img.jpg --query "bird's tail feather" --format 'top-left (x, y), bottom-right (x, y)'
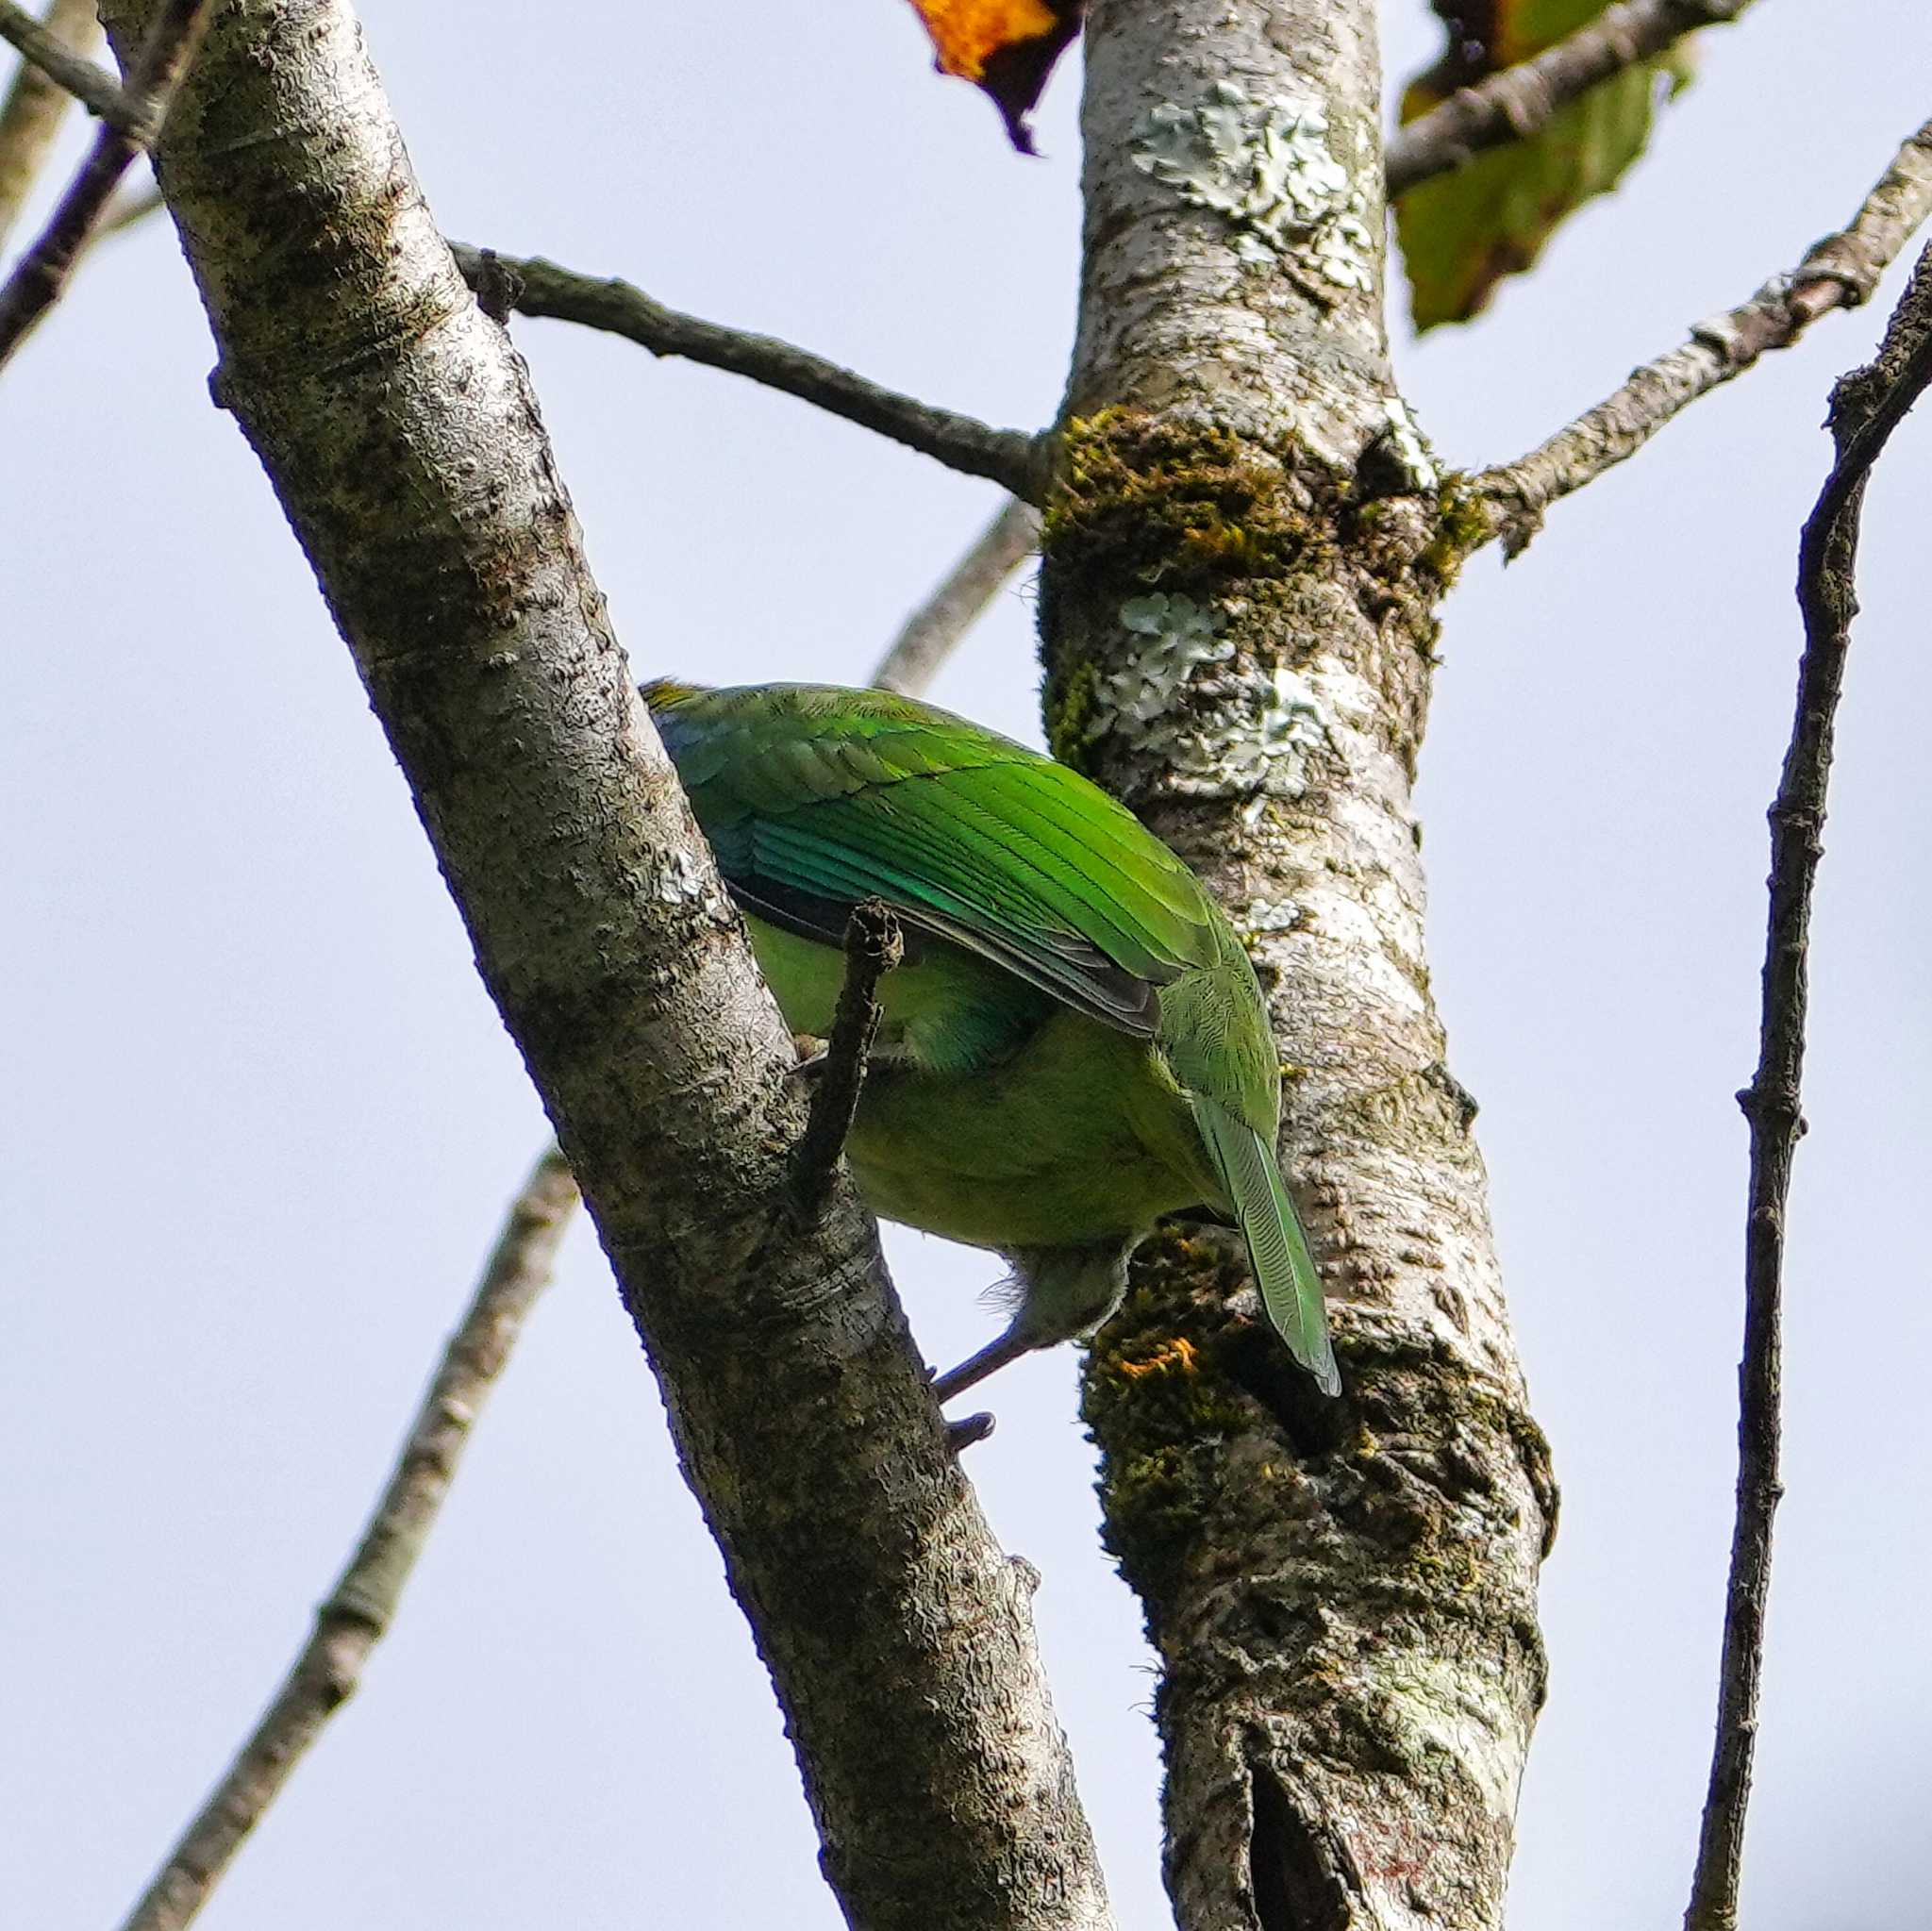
top-left (1191, 1097), bottom-right (1341, 1396)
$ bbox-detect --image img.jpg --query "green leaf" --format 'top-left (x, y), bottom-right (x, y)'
top-left (1395, 0), bottom-right (1694, 330)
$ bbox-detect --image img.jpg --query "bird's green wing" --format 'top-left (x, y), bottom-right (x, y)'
top-left (644, 681), bottom-right (1221, 1034)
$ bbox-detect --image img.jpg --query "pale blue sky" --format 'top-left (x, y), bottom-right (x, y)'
top-left (5, 5), bottom-right (1928, 1926)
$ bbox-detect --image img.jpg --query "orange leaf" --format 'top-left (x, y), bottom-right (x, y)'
top-left (905, 0), bottom-right (1084, 153)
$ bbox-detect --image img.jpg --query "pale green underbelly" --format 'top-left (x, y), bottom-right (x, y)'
top-left (846, 1010), bottom-right (1223, 1254)
top-left (742, 909), bottom-right (1224, 1252)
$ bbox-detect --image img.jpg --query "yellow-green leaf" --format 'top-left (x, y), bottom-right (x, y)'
top-left (1396, 0), bottom-right (1692, 329)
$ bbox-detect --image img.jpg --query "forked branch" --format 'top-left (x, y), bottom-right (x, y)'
top-left (0, 0), bottom-right (211, 369)
top-left (1474, 116), bottom-right (1932, 556)
top-left (0, 0), bottom-right (124, 124)
top-left (0, 0), bottom-right (106, 248)
top-left (1683, 241), bottom-right (1932, 1931)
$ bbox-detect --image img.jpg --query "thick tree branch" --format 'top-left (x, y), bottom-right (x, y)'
top-left (1385, 0), bottom-right (1753, 198)
top-left (449, 241), bottom-right (1044, 498)
top-left (102, 5), bottom-right (1108, 1923)
top-left (0, 0), bottom-right (103, 249)
top-left (108, 485), bottom-right (999, 1930)
top-left (1475, 116), bottom-right (1932, 557)
top-left (1045, 5), bottom-right (1550, 1928)
top-left (874, 494), bottom-right (1041, 694)
top-left (116, 1148), bottom-right (581, 1931)
top-left (0, 0), bottom-right (124, 125)
top-left (0, 0), bottom-right (207, 369)
top-left (1683, 241), bottom-right (1932, 1931)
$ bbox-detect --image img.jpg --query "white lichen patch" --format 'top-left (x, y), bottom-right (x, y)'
top-left (1104, 592), bottom-right (1234, 721)
top-left (1132, 81), bottom-right (1374, 292)
top-left (652, 844), bottom-right (708, 906)
top-left (1087, 592), bottom-right (1335, 807)
top-left (1246, 897), bottom-right (1304, 935)
top-left (1381, 397), bottom-right (1439, 492)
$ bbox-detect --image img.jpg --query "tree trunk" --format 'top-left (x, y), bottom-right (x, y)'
top-left (1041, 5), bottom-right (1555, 1926)
top-left (97, 2), bottom-right (1109, 1923)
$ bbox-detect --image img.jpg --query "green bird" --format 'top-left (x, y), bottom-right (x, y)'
top-left (644, 679), bottom-right (1341, 1403)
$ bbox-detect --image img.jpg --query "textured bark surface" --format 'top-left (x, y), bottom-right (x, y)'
top-left (101, 3), bottom-right (1109, 1924)
top-left (1041, 5), bottom-right (1554, 1926)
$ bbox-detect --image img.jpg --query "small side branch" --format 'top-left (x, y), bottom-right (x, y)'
top-left (0, 0), bottom-right (105, 250)
top-left (1682, 242), bottom-right (1932, 1931)
top-left (1387, 0), bottom-right (1753, 197)
top-left (874, 495), bottom-right (1041, 696)
top-left (117, 1148), bottom-right (581, 1931)
top-left (449, 242), bottom-right (1044, 499)
top-left (789, 900), bottom-right (904, 1221)
top-left (0, 0), bottom-right (211, 370)
top-left (0, 0), bottom-right (125, 125)
top-left (1475, 116), bottom-right (1932, 557)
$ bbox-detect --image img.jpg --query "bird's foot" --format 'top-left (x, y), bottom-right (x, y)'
top-left (945, 1411), bottom-right (996, 1453)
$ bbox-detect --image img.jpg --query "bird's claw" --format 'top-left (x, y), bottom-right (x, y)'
top-left (945, 1411), bottom-right (996, 1453)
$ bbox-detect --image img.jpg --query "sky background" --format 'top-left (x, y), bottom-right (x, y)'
top-left (5, 4), bottom-right (1929, 1926)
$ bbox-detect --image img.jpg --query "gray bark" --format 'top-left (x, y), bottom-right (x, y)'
top-left (99, 2), bottom-right (1108, 1924)
top-left (1041, 5), bottom-right (1554, 1927)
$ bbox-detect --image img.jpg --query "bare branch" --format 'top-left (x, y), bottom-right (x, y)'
top-left (874, 495), bottom-right (1041, 694)
top-left (116, 1149), bottom-right (580, 1931)
top-left (0, 0), bottom-right (210, 370)
top-left (1386, 0), bottom-right (1754, 198)
top-left (103, 8), bottom-right (1110, 1921)
top-left (0, 0), bottom-right (125, 126)
top-left (1474, 116), bottom-right (1932, 557)
top-left (104, 364), bottom-right (1005, 1931)
top-left (789, 902), bottom-right (904, 1221)
top-left (1684, 241), bottom-right (1932, 1931)
top-left (0, 0), bottom-right (102, 249)
top-left (448, 241), bottom-right (1045, 499)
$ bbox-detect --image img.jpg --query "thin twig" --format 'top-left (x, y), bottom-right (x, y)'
top-left (1475, 116), bottom-right (1932, 557)
top-left (0, 0), bottom-right (211, 371)
top-left (0, 0), bottom-right (126, 125)
top-left (788, 900), bottom-right (904, 1221)
top-left (873, 496), bottom-right (1041, 695)
top-left (117, 1147), bottom-right (581, 1931)
top-left (98, 175), bottom-right (162, 234)
top-left (448, 241), bottom-right (1045, 500)
top-left (1683, 241), bottom-right (1932, 1931)
top-left (1386, 0), bottom-right (1753, 198)
top-left (0, 0), bottom-right (102, 250)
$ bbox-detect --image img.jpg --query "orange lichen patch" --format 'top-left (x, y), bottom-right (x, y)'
top-left (1116, 1336), bottom-right (1200, 1379)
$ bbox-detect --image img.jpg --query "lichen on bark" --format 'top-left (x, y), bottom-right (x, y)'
top-left (1046, 4), bottom-right (1556, 1926)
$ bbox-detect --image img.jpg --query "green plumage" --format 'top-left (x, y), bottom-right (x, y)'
top-left (645, 679), bottom-right (1340, 1400)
